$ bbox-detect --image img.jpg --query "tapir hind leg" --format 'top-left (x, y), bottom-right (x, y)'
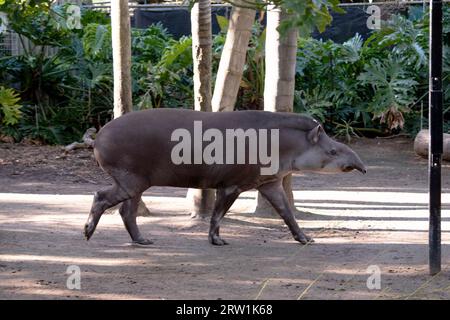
top-left (119, 193), bottom-right (152, 245)
top-left (257, 180), bottom-right (313, 245)
top-left (209, 187), bottom-right (241, 246)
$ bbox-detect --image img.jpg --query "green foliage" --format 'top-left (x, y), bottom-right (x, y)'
top-left (220, 0), bottom-right (343, 37)
top-left (294, 87), bottom-right (333, 123)
top-left (132, 23), bottom-right (171, 64)
top-left (0, 2), bottom-right (195, 143)
top-left (1, 0), bottom-right (74, 48)
top-left (334, 120), bottom-right (359, 143)
top-left (295, 5), bottom-right (450, 139)
top-left (0, 0), bottom-right (346, 144)
top-left (82, 23), bottom-right (112, 61)
top-left (135, 36), bottom-right (193, 109)
top-left (1, 2), bottom-right (449, 144)
top-left (81, 7), bottom-right (109, 26)
top-left (277, 0), bottom-right (345, 36)
top-left (365, 14), bottom-right (428, 70)
top-left (357, 56), bottom-right (418, 130)
top-left (216, 14), bottom-right (229, 33)
top-left (238, 22), bottom-right (266, 110)
top-left (0, 86), bottom-right (21, 126)
top-left (0, 2), bottom-right (112, 144)
top-left (295, 35), bottom-right (368, 134)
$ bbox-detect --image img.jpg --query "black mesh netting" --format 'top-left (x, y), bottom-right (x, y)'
top-left (131, 3), bottom-right (415, 42)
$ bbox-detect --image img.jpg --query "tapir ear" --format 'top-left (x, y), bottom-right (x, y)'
top-left (308, 125), bottom-right (323, 144)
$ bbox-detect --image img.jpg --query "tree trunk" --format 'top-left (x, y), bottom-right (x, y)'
top-left (191, 0), bottom-right (213, 112)
top-left (111, 0), bottom-right (133, 118)
top-left (212, 3), bottom-right (256, 112)
top-left (254, 5), bottom-right (298, 217)
top-left (110, 0), bottom-right (150, 217)
top-left (263, 5), bottom-right (298, 112)
top-left (188, 0), bottom-right (215, 218)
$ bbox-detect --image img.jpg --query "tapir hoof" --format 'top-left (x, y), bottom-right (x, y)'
top-left (84, 222), bottom-right (96, 241)
top-left (295, 233), bottom-right (314, 245)
top-left (132, 238), bottom-right (153, 246)
top-left (209, 235), bottom-right (229, 246)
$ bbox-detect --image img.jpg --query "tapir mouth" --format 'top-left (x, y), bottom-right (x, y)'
top-left (343, 165), bottom-right (367, 174)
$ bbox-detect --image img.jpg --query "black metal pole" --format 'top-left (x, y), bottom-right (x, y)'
top-left (429, 0), bottom-right (443, 276)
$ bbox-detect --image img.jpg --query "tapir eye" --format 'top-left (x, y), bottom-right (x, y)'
top-left (330, 149), bottom-right (337, 156)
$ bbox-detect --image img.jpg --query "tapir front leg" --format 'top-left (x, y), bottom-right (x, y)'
top-left (258, 180), bottom-right (314, 244)
top-left (208, 187), bottom-right (240, 246)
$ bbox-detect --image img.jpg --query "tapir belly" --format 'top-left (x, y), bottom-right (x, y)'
top-left (149, 163), bottom-right (271, 189)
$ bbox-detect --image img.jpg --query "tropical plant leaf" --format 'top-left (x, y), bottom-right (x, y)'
top-left (357, 56), bottom-right (418, 130)
top-left (0, 86), bottom-right (22, 126)
top-left (216, 14), bottom-right (229, 33)
top-left (159, 36), bottom-right (192, 68)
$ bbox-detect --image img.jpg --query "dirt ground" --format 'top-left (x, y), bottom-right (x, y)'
top-left (1, 137), bottom-right (450, 300)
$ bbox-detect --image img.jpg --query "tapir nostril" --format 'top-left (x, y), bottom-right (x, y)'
top-left (356, 166), bottom-right (367, 174)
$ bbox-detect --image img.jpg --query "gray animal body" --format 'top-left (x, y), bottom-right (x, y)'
top-left (84, 108), bottom-right (366, 246)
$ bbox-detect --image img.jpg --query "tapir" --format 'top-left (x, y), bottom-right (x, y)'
top-left (84, 108), bottom-right (366, 246)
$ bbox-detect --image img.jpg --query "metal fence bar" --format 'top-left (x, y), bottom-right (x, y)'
top-left (428, 0), bottom-right (443, 276)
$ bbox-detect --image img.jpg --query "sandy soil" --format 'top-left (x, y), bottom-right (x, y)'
top-left (1, 137), bottom-right (450, 300)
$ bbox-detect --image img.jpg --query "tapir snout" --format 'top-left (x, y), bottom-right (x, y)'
top-left (340, 144), bottom-right (367, 174)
